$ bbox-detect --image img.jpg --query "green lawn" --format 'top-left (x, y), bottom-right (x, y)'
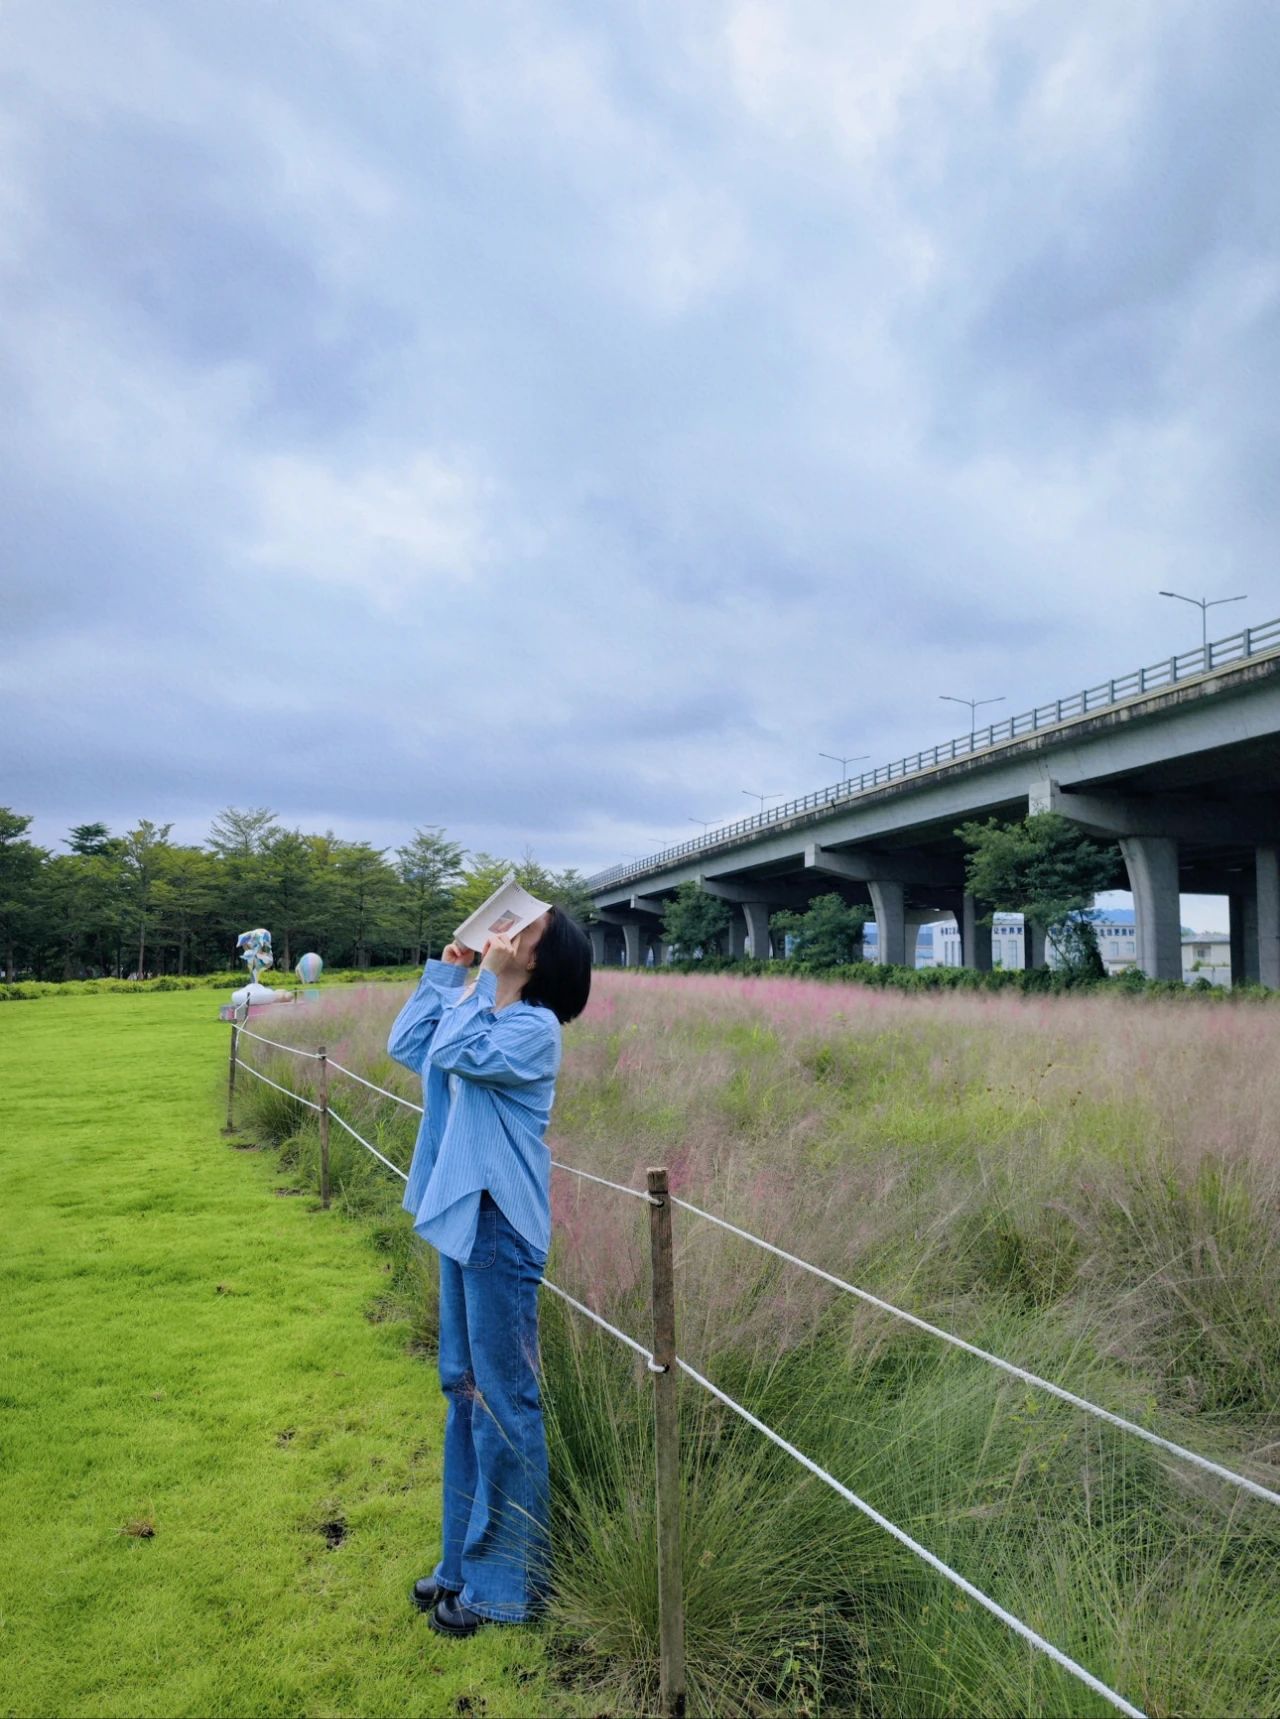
top-left (0, 992), bottom-right (571, 1718)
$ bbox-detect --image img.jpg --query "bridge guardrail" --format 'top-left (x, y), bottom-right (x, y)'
top-left (587, 616), bottom-right (1280, 892)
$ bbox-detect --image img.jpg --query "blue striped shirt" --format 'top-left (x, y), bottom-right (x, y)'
top-left (387, 959), bottom-right (561, 1263)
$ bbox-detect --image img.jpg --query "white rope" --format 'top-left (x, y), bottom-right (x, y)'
top-left (541, 1280), bottom-right (665, 1370)
top-left (237, 1024), bottom-right (324, 1052)
top-left (676, 1357), bottom-right (1146, 1719)
top-left (328, 1107), bottom-right (410, 1181)
top-left (235, 1057), bottom-right (323, 1111)
top-left (671, 1194), bottom-right (1280, 1510)
top-left (237, 1026), bottom-right (324, 1059)
top-left (326, 1058), bottom-right (425, 1113)
top-left (551, 1160), bottom-right (654, 1202)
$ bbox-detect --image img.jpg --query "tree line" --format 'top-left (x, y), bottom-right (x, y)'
top-left (0, 806), bottom-right (594, 982)
top-left (0, 803), bottom-right (1121, 984)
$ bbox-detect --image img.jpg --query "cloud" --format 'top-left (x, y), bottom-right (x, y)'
top-left (2, 0), bottom-right (1277, 909)
top-left (249, 452), bottom-right (495, 608)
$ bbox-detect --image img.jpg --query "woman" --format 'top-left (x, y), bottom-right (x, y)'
top-left (387, 906), bottom-right (592, 1636)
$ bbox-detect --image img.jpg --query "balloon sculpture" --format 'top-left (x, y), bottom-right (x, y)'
top-left (229, 928), bottom-right (286, 1009)
top-left (236, 928), bottom-right (274, 982)
top-left (295, 952), bottom-right (323, 1000)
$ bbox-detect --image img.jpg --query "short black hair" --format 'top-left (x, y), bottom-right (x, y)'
top-left (522, 906), bottom-right (592, 1023)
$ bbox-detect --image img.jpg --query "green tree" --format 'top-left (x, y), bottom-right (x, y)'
top-left (396, 828), bottom-right (466, 962)
top-left (546, 867), bottom-right (595, 924)
top-left (257, 830), bottom-right (324, 972)
top-left (119, 820), bottom-right (174, 976)
top-left (40, 852), bottom-right (126, 978)
top-left (956, 812), bottom-right (1118, 979)
top-left (0, 809), bottom-right (48, 979)
top-left (67, 822), bottom-right (114, 856)
top-left (770, 893), bottom-right (869, 967)
top-left (207, 806), bottom-right (282, 946)
top-left (206, 807), bottom-right (281, 858)
top-left (153, 846), bottom-right (219, 975)
top-left (329, 842), bottom-right (403, 968)
top-left (660, 882), bottom-right (730, 959)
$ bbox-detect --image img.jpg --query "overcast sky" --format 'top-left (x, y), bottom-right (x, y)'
top-left (3, 2), bottom-right (1276, 929)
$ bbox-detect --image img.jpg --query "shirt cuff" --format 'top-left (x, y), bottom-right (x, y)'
top-left (424, 958), bottom-right (467, 987)
top-left (473, 968), bottom-right (499, 1005)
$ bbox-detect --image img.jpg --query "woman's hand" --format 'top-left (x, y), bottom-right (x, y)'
top-left (478, 931), bottom-right (528, 978)
top-left (442, 941), bottom-right (476, 967)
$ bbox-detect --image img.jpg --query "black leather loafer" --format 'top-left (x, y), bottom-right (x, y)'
top-left (411, 1575), bottom-right (457, 1613)
top-left (429, 1591), bottom-right (493, 1637)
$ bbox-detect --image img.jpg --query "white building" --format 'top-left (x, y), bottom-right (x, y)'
top-left (1182, 932), bottom-right (1231, 986)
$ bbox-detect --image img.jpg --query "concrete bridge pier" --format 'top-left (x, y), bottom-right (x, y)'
top-left (1229, 889), bottom-right (1249, 985)
top-left (961, 894), bottom-right (993, 971)
top-left (742, 901), bottom-right (772, 959)
top-left (1258, 845), bottom-right (1280, 989)
top-left (726, 911), bottom-right (748, 959)
top-left (1119, 834), bottom-right (1183, 981)
top-left (1026, 921), bottom-right (1048, 969)
top-left (867, 880), bottom-right (907, 966)
top-left (1231, 882), bottom-right (1260, 984)
top-left (592, 917), bottom-right (634, 965)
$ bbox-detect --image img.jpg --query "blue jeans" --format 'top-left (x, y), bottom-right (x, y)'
top-left (432, 1192), bottom-right (550, 1621)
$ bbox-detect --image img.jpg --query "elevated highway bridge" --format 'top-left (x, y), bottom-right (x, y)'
top-left (587, 618), bottom-right (1280, 986)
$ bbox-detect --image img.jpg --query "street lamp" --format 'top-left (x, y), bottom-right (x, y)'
top-left (940, 694), bottom-right (1005, 749)
top-left (742, 790), bottom-right (782, 815)
top-left (819, 750), bottom-right (870, 782)
top-left (688, 817), bottom-right (712, 833)
top-left (1158, 589), bottom-right (1248, 651)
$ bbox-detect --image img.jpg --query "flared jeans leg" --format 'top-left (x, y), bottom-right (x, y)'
top-left (432, 1193), bottom-right (550, 1622)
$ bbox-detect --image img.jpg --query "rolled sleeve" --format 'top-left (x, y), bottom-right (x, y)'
top-left (386, 958), bottom-right (467, 1075)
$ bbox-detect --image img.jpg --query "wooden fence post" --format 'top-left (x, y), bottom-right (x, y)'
top-left (647, 1166), bottom-right (685, 1718)
top-left (222, 1016), bottom-right (239, 1134)
top-left (317, 1045), bottom-right (331, 1210)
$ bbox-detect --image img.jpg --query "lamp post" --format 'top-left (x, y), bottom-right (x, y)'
top-left (688, 818), bottom-right (712, 834)
top-left (742, 790), bottom-right (782, 816)
top-left (1158, 589), bottom-right (1248, 651)
top-left (940, 694), bottom-right (1005, 750)
top-left (819, 750), bottom-right (870, 783)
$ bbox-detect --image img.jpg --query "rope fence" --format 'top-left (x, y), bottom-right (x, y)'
top-left (326, 1057), bottom-right (425, 1113)
top-left (237, 1024), bottom-right (325, 1059)
top-left (235, 1057), bottom-right (324, 1111)
top-left (327, 1106), bottom-right (414, 1181)
top-left (221, 1013), bottom-right (1277, 1718)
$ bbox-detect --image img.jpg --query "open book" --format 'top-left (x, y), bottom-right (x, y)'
top-left (453, 874), bottom-right (552, 953)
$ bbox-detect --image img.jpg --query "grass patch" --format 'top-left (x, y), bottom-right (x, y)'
top-left (0, 991), bottom-right (577, 1718)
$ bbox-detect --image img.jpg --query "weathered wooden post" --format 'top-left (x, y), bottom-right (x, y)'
top-left (222, 1014), bottom-right (240, 1134)
top-left (317, 1045), bottom-right (331, 1210)
top-left (647, 1166), bottom-right (685, 1718)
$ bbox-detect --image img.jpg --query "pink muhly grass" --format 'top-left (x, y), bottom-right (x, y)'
top-left (241, 967), bottom-right (1280, 1430)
